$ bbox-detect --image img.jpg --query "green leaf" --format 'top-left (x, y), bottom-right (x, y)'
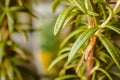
top-left (97, 68), bottom-right (112, 80)
top-left (60, 26), bottom-right (87, 48)
top-left (98, 34), bottom-right (120, 68)
top-left (0, 12), bottom-right (5, 26)
top-left (87, 10), bottom-right (99, 16)
top-left (71, 0), bottom-right (86, 13)
top-left (0, 42), bottom-right (5, 64)
top-left (12, 47), bottom-right (27, 60)
top-left (106, 26), bottom-right (120, 34)
top-left (58, 47), bottom-right (71, 56)
top-left (68, 27), bottom-right (98, 62)
top-left (6, 11), bottom-right (14, 33)
top-left (55, 75), bottom-right (78, 80)
top-left (14, 67), bottom-right (23, 80)
top-left (52, 0), bottom-right (61, 12)
top-left (48, 53), bottom-right (68, 70)
top-left (5, 59), bottom-right (14, 80)
top-left (5, 0), bottom-right (10, 7)
top-left (54, 6), bottom-right (75, 35)
top-left (1, 69), bottom-right (7, 80)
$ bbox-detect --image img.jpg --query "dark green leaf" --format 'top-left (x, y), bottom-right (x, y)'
top-left (98, 34), bottom-right (120, 68)
top-left (52, 0), bottom-right (61, 12)
top-left (54, 6), bottom-right (75, 35)
top-left (106, 26), bottom-right (120, 34)
top-left (71, 0), bottom-right (86, 13)
top-left (68, 27), bottom-right (98, 62)
top-left (55, 75), bottom-right (78, 80)
top-left (6, 11), bottom-right (14, 32)
top-left (48, 53), bottom-right (68, 70)
top-left (14, 67), bottom-right (23, 80)
top-left (0, 42), bottom-right (5, 64)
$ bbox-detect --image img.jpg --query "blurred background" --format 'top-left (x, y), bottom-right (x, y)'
top-left (11, 0), bottom-right (64, 80)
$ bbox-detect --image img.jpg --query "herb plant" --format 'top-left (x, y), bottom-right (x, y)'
top-left (0, 0), bottom-right (37, 80)
top-left (49, 0), bottom-right (120, 80)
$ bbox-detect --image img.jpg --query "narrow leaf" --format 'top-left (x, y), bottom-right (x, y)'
top-left (5, 0), bottom-right (10, 7)
top-left (52, 0), bottom-right (61, 12)
top-left (6, 11), bottom-right (14, 32)
top-left (0, 42), bottom-right (5, 64)
top-left (48, 53), bottom-right (68, 70)
top-left (1, 69), bottom-right (6, 80)
top-left (14, 67), bottom-right (23, 80)
top-left (68, 27), bottom-right (98, 62)
top-left (54, 6), bottom-right (75, 35)
top-left (98, 34), bottom-right (120, 68)
top-left (87, 10), bottom-right (99, 16)
top-left (0, 12), bottom-right (5, 26)
top-left (5, 59), bottom-right (14, 80)
top-left (55, 75), bottom-right (78, 80)
top-left (106, 26), bottom-right (120, 34)
top-left (71, 0), bottom-right (86, 13)
top-left (60, 26), bottom-right (87, 48)
top-left (97, 68), bottom-right (112, 80)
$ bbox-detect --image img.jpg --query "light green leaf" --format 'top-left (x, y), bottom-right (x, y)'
top-left (60, 26), bottom-right (87, 48)
top-left (58, 47), bottom-right (71, 56)
top-left (55, 75), bottom-right (78, 80)
top-left (48, 53), bottom-right (68, 70)
top-left (0, 12), bottom-right (5, 26)
top-left (12, 47), bottom-right (27, 60)
top-left (1, 69), bottom-right (6, 80)
top-left (98, 34), bottom-right (120, 68)
top-left (6, 11), bottom-right (14, 33)
top-left (62, 9), bottom-right (79, 28)
top-left (106, 26), bottom-right (120, 34)
top-left (52, 0), bottom-right (61, 12)
top-left (71, 0), bottom-right (86, 13)
top-left (68, 27), bottom-right (98, 62)
top-left (5, 59), bottom-right (14, 80)
top-left (54, 6), bottom-right (75, 35)
top-left (0, 42), bottom-right (5, 64)
top-left (5, 0), bottom-right (10, 7)
top-left (97, 68), bottom-right (112, 80)
top-left (87, 10), bottom-right (99, 16)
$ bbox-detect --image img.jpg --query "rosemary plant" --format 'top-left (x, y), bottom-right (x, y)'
top-left (49, 0), bottom-right (120, 80)
top-left (0, 0), bottom-right (37, 80)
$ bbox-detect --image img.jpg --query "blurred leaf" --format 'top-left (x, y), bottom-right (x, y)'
top-left (6, 11), bottom-right (14, 33)
top-left (54, 6), bottom-right (75, 35)
top-left (5, 59), bottom-right (14, 80)
top-left (71, 0), bottom-right (86, 13)
top-left (98, 34), bottom-right (120, 68)
top-left (60, 26), bottom-right (87, 48)
top-left (106, 25), bottom-right (120, 34)
top-left (1, 68), bottom-right (7, 80)
top-left (92, 72), bottom-right (96, 80)
top-left (13, 47), bottom-right (27, 60)
top-left (97, 68), bottom-right (112, 80)
top-left (5, 0), bottom-right (10, 7)
top-left (52, 0), bottom-right (61, 12)
top-left (15, 27), bottom-right (28, 42)
top-left (0, 12), bottom-right (5, 26)
top-left (55, 75), bottom-right (78, 80)
top-left (68, 27), bottom-right (98, 62)
top-left (14, 67), bottom-right (23, 80)
top-left (0, 42), bottom-right (5, 64)
top-left (48, 53), bottom-right (68, 70)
